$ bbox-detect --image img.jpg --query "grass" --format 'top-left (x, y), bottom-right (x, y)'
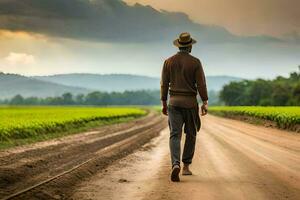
top-left (0, 106), bottom-right (146, 149)
top-left (153, 106), bottom-right (162, 114)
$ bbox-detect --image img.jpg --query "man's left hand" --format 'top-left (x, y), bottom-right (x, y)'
top-left (162, 106), bottom-right (168, 116)
top-left (161, 101), bottom-right (168, 116)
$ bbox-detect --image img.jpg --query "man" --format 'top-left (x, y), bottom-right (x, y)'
top-left (160, 32), bottom-right (208, 182)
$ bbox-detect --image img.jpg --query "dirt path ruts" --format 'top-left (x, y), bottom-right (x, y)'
top-left (0, 111), bottom-right (166, 198)
top-left (72, 114), bottom-right (300, 200)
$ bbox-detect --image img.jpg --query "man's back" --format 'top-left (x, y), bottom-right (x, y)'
top-left (161, 51), bottom-right (208, 108)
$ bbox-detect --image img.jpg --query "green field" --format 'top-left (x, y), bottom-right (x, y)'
top-left (210, 106), bottom-right (300, 131)
top-left (0, 106), bottom-right (146, 148)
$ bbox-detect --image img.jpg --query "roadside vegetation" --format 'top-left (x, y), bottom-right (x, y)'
top-left (210, 106), bottom-right (300, 132)
top-left (0, 106), bottom-right (146, 148)
top-left (220, 71), bottom-right (300, 106)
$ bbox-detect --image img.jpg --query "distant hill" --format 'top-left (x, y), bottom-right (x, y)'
top-left (0, 73), bottom-right (242, 99)
top-left (34, 73), bottom-right (242, 92)
top-left (34, 74), bottom-right (160, 92)
top-left (0, 73), bottom-right (90, 99)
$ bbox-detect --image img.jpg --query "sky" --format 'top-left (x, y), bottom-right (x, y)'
top-left (125, 0), bottom-right (300, 37)
top-left (0, 0), bottom-right (299, 79)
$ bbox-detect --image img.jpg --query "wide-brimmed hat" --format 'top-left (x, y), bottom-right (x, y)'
top-left (173, 32), bottom-right (197, 47)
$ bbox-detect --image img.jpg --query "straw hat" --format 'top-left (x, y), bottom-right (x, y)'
top-left (173, 32), bottom-right (197, 47)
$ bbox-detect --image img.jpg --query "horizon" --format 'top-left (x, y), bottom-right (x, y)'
top-left (1, 70), bottom-right (297, 81)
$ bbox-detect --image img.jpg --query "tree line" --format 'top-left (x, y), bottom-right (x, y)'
top-left (1, 90), bottom-right (160, 106)
top-left (220, 71), bottom-right (300, 106)
top-left (0, 90), bottom-right (220, 106)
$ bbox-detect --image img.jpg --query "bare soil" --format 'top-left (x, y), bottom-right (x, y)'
top-left (72, 114), bottom-right (300, 200)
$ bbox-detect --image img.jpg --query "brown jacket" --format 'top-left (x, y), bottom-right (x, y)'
top-left (160, 51), bottom-right (208, 108)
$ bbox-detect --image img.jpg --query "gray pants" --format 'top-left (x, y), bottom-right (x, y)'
top-left (168, 105), bottom-right (200, 167)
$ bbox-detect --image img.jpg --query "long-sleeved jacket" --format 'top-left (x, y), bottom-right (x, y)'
top-left (160, 51), bottom-right (208, 108)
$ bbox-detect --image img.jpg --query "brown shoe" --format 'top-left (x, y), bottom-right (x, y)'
top-left (182, 164), bottom-right (192, 176)
top-left (171, 165), bottom-right (180, 182)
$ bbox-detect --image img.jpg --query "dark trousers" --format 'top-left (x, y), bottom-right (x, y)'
top-left (168, 105), bottom-right (199, 167)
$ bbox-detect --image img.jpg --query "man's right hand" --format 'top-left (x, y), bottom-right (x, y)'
top-left (201, 102), bottom-right (208, 116)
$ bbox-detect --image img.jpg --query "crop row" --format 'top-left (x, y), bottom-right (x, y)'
top-left (0, 106), bottom-right (146, 142)
top-left (209, 106), bottom-right (300, 131)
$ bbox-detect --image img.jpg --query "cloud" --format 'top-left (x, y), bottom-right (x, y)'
top-left (0, 0), bottom-right (276, 44)
top-left (4, 52), bottom-right (36, 65)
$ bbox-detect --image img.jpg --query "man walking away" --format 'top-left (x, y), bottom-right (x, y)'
top-left (160, 32), bottom-right (208, 182)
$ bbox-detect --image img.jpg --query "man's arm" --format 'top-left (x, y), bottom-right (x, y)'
top-left (160, 60), bottom-right (170, 116)
top-left (195, 61), bottom-right (209, 116)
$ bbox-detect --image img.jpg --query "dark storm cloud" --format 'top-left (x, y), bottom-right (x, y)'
top-left (0, 0), bottom-right (180, 42)
top-left (0, 0), bottom-right (281, 44)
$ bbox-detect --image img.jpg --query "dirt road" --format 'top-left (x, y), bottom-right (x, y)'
top-left (73, 114), bottom-right (300, 200)
top-left (0, 111), bottom-right (167, 199)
